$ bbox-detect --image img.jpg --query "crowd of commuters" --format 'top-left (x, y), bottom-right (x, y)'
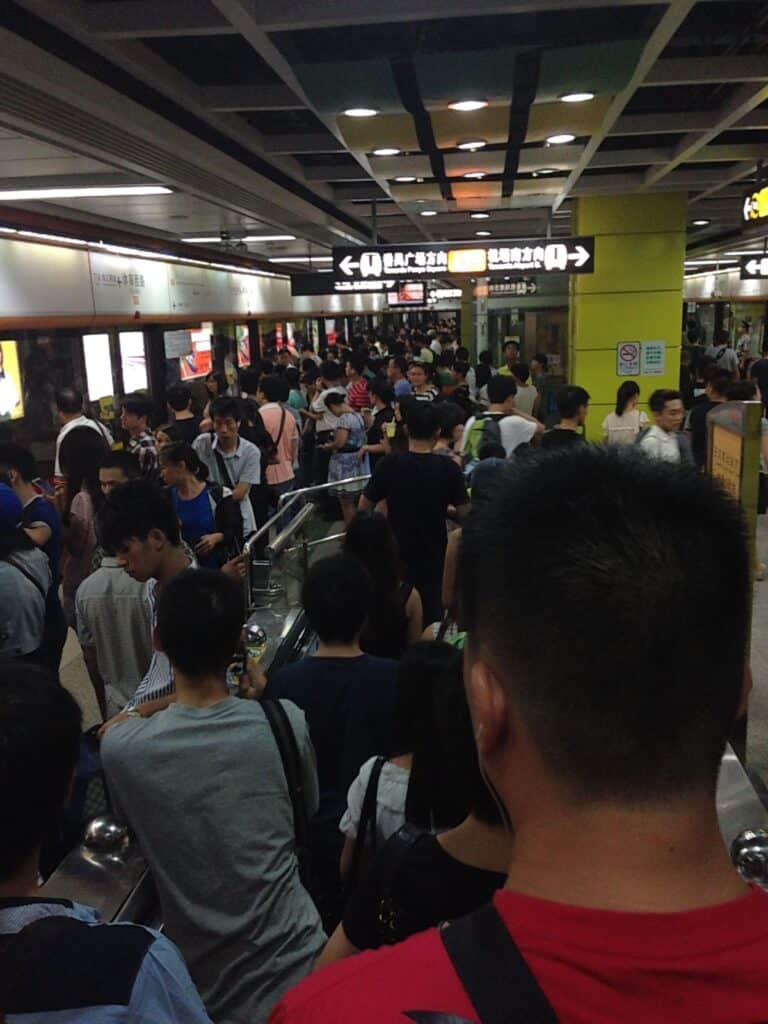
top-left (1, 321), bottom-right (768, 1022)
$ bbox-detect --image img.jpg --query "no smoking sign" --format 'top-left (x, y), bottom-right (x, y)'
top-left (617, 342), bottom-right (640, 376)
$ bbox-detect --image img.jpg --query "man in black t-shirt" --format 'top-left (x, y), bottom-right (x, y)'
top-left (750, 347), bottom-right (768, 414)
top-left (687, 370), bottom-right (729, 469)
top-left (165, 383), bottom-right (202, 444)
top-left (360, 401), bottom-right (469, 624)
top-left (360, 379), bottom-right (395, 472)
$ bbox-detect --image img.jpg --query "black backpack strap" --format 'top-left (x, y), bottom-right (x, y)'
top-left (440, 903), bottom-right (560, 1024)
top-left (348, 755), bottom-right (386, 887)
top-left (261, 700), bottom-right (312, 881)
top-left (213, 446), bottom-right (235, 489)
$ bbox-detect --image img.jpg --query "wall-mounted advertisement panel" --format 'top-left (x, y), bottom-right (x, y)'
top-left (0, 239), bottom-right (92, 317)
top-left (83, 333), bottom-right (113, 400)
top-left (0, 340), bottom-right (23, 421)
top-left (90, 251), bottom-right (171, 315)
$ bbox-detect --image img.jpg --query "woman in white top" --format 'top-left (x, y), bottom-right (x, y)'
top-left (339, 642), bottom-right (468, 882)
top-left (602, 381), bottom-right (649, 446)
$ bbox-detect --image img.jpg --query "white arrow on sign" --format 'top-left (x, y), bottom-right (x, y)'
top-left (339, 255), bottom-right (359, 276)
top-left (567, 245), bottom-right (591, 268)
top-left (747, 259), bottom-right (761, 275)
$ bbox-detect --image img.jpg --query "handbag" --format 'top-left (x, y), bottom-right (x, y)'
top-left (375, 823), bottom-right (428, 945)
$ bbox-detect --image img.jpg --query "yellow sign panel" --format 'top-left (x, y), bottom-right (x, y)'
top-left (743, 184), bottom-right (768, 222)
top-left (447, 248), bottom-right (487, 274)
top-left (711, 424), bottom-right (742, 501)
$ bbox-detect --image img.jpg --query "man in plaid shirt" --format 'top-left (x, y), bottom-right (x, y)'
top-left (120, 393), bottom-right (159, 478)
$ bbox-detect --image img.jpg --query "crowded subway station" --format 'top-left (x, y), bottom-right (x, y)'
top-left (3, 0), bottom-right (768, 1020)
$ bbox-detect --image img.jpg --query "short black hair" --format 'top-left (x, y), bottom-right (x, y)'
top-left (478, 351), bottom-right (493, 366)
top-left (487, 375), bottom-right (517, 404)
top-left (405, 399), bottom-right (439, 440)
top-left (709, 372), bottom-right (733, 398)
top-left (0, 666), bottom-right (81, 879)
top-left (532, 353), bottom-right (548, 371)
top-left (239, 367), bottom-right (261, 395)
top-left (453, 360), bottom-right (470, 380)
top-left (513, 362), bottom-right (530, 384)
top-left (323, 390), bottom-right (347, 411)
top-left (503, 340), bottom-right (520, 352)
top-left (460, 447), bottom-right (749, 801)
top-left (121, 394), bottom-right (153, 421)
top-left (726, 380), bottom-right (757, 401)
top-left (320, 360), bottom-right (342, 383)
top-left (649, 388), bottom-right (681, 414)
top-left (210, 396), bottom-right (242, 422)
top-left (370, 378), bottom-right (394, 405)
top-left (98, 479), bottom-right (181, 550)
top-left (258, 375), bottom-right (284, 404)
top-left (301, 554), bottom-right (371, 644)
top-left (556, 385), bottom-right (590, 418)
top-left (389, 355), bottom-right (408, 376)
top-left (99, 450), bottom-right (141, 479)
top-left (0, 442), bottom-right (36, 483)
top-left (55, 386), bottom-right (83, 415)
top-left (166, 383), bottom-right (193, 412)
top-left (157, 569), bottom-right (242, 678)
top-left (347, 351), bottom-right (367, 375)
top-left (436, 401), bottom-right (466, 439)
top-left (284, 365), bottom-right (300, 387)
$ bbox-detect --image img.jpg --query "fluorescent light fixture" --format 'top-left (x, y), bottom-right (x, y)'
top-left (690, 219), bottom-right (710, 227)
top-left (268, 256), bottom-right (333, 263)
top-left (449, 99), bottom-right (488, 112)
top-left (457, 139), bottom-right (487, 151)
top-left (17, 230), bottom-right (89, 245)
top-left (533, 168), bottom-right (558, 177)
top-left (420, 210), bottom-right (438, 217)
top-left (0, 185), bottom-right (172, 200)
top-left (683, 259), bottom-right (738, 266)
top-left (344, 108), bottom-right (378, 117)
top-left (181, 236), bottom-right (219, 243)
top-left (182, 234), bottom-right (296, 243)
top-left (470, 212), bottom-right (490, 219)
top-left (0, 226), bottom-right (17, 233)
top-left (546, 133), bottom-right (575, 145)
top-left (463, 171), bottom-right (486, 179)
top-left (725, 249), bottom-right (768, 255)
top-left (475, 230), bottom-right (492, 236)
top-left (372, 147), bottom-right (400, 157)
top-left (560, 92), bottom-right (594, 103)
top-left (394, 176), bottom-right (417, 183)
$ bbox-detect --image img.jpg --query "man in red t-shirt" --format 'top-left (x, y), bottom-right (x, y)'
top-left (345, 351), bottom-right (370, 412)
top-left (272, 447), bottom-right (768, 1024)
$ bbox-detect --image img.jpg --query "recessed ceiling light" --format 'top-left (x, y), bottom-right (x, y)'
top-left (559, 92), bottom-right (594, 103)
top-left (546, 133), bottom-right (576, 145)
top-left (242, 234), bottom-right (297, 242)
top-left (0, 184), bottom-right (172, 200)
top-left (532, 168), bottom-right (558, 177)
top-left (394, 176), bottom-right (417, 183)
top-left (268, 256), bottom-right (333, 263)
top-left (449, 99), bottom-right (488, 112)
top-left (691, 219), bottom-right (711, 227)
top-left (470, 212), bottom-right (490, 219)
top-left (457, 139), bottom-right (487, 151)
top-left (420, 210), bottom-right (438, 217)
top-left (463, 171), bottom-right (486, 179)
top-left (475, 230), bottom-right (492, 236)
top-left (344, 107), bottom-right (378, 117)
top-left (372, 147), bottom-right (400, 157)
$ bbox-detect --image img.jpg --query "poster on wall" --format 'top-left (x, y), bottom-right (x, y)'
top-left (641, 341), bottom-right (666, 376)
top-left (0, 340), bottom-right (24, 421)
top-left (82, 333), bottom-right (114, 401)
top-left (236, 324), bottom-right (251, 367)
top-left (180, 326), bottom-right (213, 380)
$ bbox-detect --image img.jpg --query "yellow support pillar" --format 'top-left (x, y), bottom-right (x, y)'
top-left (569, 193), bottom-right (686, 441)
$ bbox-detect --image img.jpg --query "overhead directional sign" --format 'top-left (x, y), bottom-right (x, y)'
top-left (332, 237), bottom-right (595, 281)
top-left (742, 185), bottom-right (768, 224)
top-left (290, 273), bottom-right (396, 296)
top-left (488, 279), bottom-right (538, 297)
top-left (740, 255), bottom-right (768, 280)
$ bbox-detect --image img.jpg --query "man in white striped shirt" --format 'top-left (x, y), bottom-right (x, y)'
top-left (97, 480), bottom-right (195, 737)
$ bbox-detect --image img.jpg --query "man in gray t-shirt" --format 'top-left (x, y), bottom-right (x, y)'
top-left (102, 569), bottom-right (324, 1024)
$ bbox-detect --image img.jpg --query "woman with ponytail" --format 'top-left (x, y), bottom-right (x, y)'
top-left (160, 442), bottom-right (242, 568)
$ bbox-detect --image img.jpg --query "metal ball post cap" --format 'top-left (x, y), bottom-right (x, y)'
top-left (84, 816), bottom-right (129, 852)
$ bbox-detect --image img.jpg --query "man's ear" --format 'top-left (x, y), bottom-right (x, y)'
top-left (466, 657), bottom-right (510, 757)
top-left (147, 527), bottom-right (166, 550)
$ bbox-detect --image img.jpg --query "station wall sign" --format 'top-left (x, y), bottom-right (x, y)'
top-left (333, 237), bottom-right (595, 282)
top-left (616, 341), bottom-right (640, 376)
top-left (742, 185), bottom-right (768, 224)
top-left (488, 279), bottom-right (538, 297)
top-left (740, 255), bottom-right (768, 280)
top-left (290, 273), bottom-right (396, 296)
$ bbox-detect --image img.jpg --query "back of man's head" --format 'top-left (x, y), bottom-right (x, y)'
top-left (405, 400), bottom-right (439, 440)
top-left (487, 375), bottom-right (517, 405)
top-left (0, 441), bottom-right (36, 483)
top-left (556, 385), bottom-right (590, 419)
top-left (157, 568), bottom-right (241, 679)
top-left (121, 394), bottom-right (153, 422)
top-left (99, 450), bottom-right (141, 480)
top-left (166, 383), bottom-right (192, 413)
top-left (513, 362), bottom-right (531, 385)
top-left (301, 554), bottom-right (371, 645)
top-left (320, 360), bottom-right (342, 383)
top-left (460, 447), bottom-right (749, 802)
top-left (258, 375), bottom-right (284, 404)
top-left (0, 666), bottom-right (82, 881)
top-left (98, 478), bottom-right (181, 552)
top-left (708, 372), bottom-right (732, 399)
top-left (55, 386), bottom-right (83, 416)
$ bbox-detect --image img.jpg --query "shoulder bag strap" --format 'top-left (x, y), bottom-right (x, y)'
top-left (275, 407), bottom-right (286, 447)
top-left (5, 555), bottom-right (48, 604)
top-left (260, 699), bottom-right (311, 867)
top-left (213, 446), bottom-right (235, 490)
top-left (440, 903), bottom-right (560, 1024)
top-left (348, 755), bottom-right (386, 887)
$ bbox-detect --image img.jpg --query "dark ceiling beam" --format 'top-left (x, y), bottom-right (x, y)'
top-left (552, 0), bottom-right (696, 211)
top-left (690, 160), bottom-right (760, 203)
top-left (202, 84), bottom-right (304, 111)
top-left (643, 81), bottom-right (768, 187)
top-left (303, 165), bottom-right (375, 181)
top-left (611, 111), bottom-right (713, 134)
top-left (86, 0), bottom-right (237, 38)
top-left (262, 134), bottom-right (347, 154)
top-left (643, 55), bottom-right (768, 86)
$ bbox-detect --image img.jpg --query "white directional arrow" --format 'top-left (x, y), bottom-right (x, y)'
top-left (747, 259), bottom-right (761, 275)
top-left (339, 255), bottom-right (359, 276)
top-left (568, 245), bottom-right (591, 268)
